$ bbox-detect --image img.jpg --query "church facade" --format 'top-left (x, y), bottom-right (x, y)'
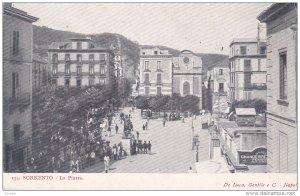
top-left (139, 47), bottom-right (203, 108)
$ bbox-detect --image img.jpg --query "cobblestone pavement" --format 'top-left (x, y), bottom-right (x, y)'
top-left (82, 107), bottom-right (211, 173)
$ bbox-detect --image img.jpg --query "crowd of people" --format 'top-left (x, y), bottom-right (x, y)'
top-left (21, 107), bottom-right (127, 173)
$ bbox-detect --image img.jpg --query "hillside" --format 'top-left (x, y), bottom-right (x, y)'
top-left (33, 25), bottom-right (228, 81)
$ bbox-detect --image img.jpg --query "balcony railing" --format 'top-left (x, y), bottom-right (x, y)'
top-left (244, 83), bottom-right (267, 90)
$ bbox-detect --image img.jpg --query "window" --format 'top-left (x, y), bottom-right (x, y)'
top-left (219, 69), bottom-right (223, 75)
top-left (12, 72), bottom-right (19, 101)
top-left (77, 54), bottom-right (82, 63)
top-left (145, 61), bottom-right (149, 70)
top-left (218, 83), bottom-right (224, 92)
top-left (13, 124), bottom-right (21, 141)
top-left (100, 66), bottom-right (106, 75)
top-left (154, 51), bottom-right (158, 55)
top-left (65, 79), bottom-right (70, 87)
top-left (89, 54), bottom-right (94, 62)
top-left (89, 65), bottom-right (94, 75)
top-left (244, 73), bottom-right (251, 85)
top-left (245, 91), bottom-right (252, 100)
top-left (77, 42), bottom-right (82, 49)
top-left (244, 60), bottom-right (251, 71)
top-left (144, 73), bottom-right (150, 83)
top-left (89, 79), bottom-right (94, 86)
top-left (52, 64), bottom-right (57, 75)
top-left (52, 54), bottom-right (58, 63)
top-left (258, 59), bottom-right (261, 71)
top-left (65, 54), bottom-right (70, 62)
top-left (52, 79), bottom-right (57, 86)
top-left (145, 87), bottom-right (150, 96)
top-left (76, 65), bottom-right (82, 75)
top-left (240, 46), bottom-right (247, 55)
top-left (279, 53), bottom-right (287, 99)
top-left (157, 61), bottom-right (161, 70)
top-left (100, 54), bottom-right (106, 62)
top-left (157, 87), bottom-right (162, 96)
top-left (99, 79), bottom-right (106, 85)
top-left (260, 46), bottom-right (266, 54)
top-left (65, 64), bottom-right (70, 75)
top-left (76, 79), bottom-right (81, 87)
top-left (13, 31), bottom-right (19, 55)
top-left (157, 73), bottom-right (162, 84)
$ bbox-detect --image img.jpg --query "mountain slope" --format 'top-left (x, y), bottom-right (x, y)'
top-left (33, 25), bottom-right (228, 81)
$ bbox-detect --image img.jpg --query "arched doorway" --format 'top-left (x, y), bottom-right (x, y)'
top-left (183, 81), bottom-right (190, 96)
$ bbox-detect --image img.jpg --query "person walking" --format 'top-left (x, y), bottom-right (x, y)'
top-left (90, 150), bottom-right (96, 166)
top-left (143, 141), bottom-right (148, 154)
top-left (145, 122), bottom-right (148, 130)
top-left (108, 126), bottom-right (111, 137)
top-left (104, 154), bottom-right (110, 173)
top-left (112, 144), bottom-right (118, 160)
top-left (163, 118), bottom-right (166, 127)
top-left (136, 131), bottom-right (140, 140)
top-left (142, 124), bottom-right (145, 131)
top-left (147, 141), bottom-right (152, 155)
top-left (115, 124), bottom-right (119, 134)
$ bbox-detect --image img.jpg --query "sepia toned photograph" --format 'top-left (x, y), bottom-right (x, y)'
top-left (2, 1), bottom-right (298, 191)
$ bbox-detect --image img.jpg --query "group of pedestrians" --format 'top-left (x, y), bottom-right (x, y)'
top-left (132, 140), bottom-right (152, 155)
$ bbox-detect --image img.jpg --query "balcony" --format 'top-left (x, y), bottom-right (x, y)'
top-left (144, 80), bottom-right (150, 85)
top-left (8, 93), bottom-right (31, 112)
top-left (244, 83), bottom-right (267, 90)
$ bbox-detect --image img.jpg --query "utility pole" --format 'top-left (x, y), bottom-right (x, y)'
top-left (192, 118), bottom-right (194, 150)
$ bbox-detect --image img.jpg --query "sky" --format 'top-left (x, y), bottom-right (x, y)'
top-left (14, 3), bottom-right (271, 55)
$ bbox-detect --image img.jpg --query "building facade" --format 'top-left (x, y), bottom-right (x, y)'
top-left (48, 37), bottom-right (115, 88)
top-left (173, 50), bottom-right (202, 106)
top-left (258, 3), bottom-right (297, 173)
top-left (206, 59), bottom-right (230, 114)
top-left (139, 47), bottom-right (173, 96)
top-left (229, 39), bottom-right (267, 103)
top-left (32, 53), bottom-right (50, 90)
top-left (139, 48), bottom-right (203, 109)
top-left (3, 3), bottom-right (38, 172)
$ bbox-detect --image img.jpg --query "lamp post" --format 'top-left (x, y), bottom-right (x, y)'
top-left (192, 118), bottom-right (195, 150)
top-left (195, 135), bottom-right (200, 162)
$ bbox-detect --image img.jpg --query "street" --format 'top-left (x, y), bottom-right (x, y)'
top-left (83, 107), bottom-right (210, 173)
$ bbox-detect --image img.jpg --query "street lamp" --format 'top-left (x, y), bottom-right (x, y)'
top-left (195, 135), bottom-right (200, 162)
top-left (192, 118), bottom-right (195, 150)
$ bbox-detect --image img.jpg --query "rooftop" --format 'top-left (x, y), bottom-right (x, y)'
top-left (4, 3), bottom-right (38, 22)
top-left (235, 108), bottom-right (256, 116)
top-left (230, 38), bottom-right (267, 46)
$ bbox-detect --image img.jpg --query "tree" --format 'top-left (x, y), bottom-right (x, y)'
top-left (148, 96), bottom-right (169, 112)
top-left (181, 95), bottom-right (200, 113)
top-left (135, 95), bottom-right (149, 110)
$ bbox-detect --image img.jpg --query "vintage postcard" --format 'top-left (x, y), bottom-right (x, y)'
top-left (2, 2), bottom-right (298, 192)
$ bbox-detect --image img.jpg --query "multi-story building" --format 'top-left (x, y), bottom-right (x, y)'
top-left (3, 3), bottom-right (38, 172)
top-left (139, 47), bottom-right (173, 96)
top-left (172, 50), bottom-right (203, 105)
top-left (139, 47), bottom-right (203, 107)
top-left (48, 37), bottom-right (115, 88)
top-left (258, 3), bottom-right (297, 173)
top-left (32, 53), bottom-right (50, 90)
top-left (206, 59), bottom-right (230, 114)
top-left (229, 38), bottom-right (267, 103)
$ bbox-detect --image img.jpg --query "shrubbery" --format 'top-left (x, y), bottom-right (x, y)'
top-left (135, 93), bottom-right (200, 114)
